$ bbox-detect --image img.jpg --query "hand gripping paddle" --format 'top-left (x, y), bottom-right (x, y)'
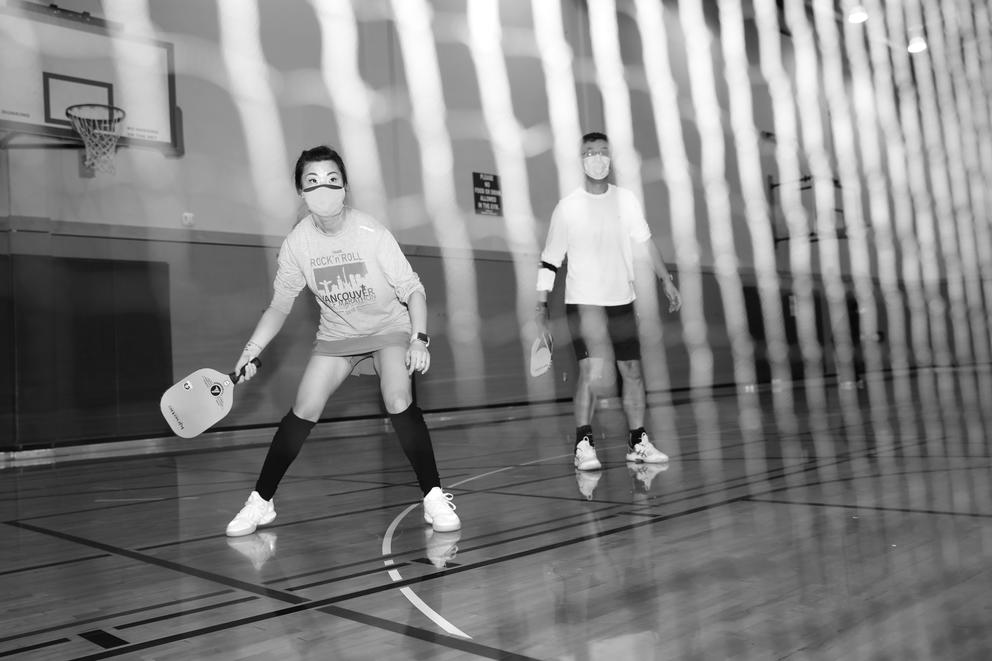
top-left (160, 358), bottom-right (260, 438)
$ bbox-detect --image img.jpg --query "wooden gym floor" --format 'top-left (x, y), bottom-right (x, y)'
top-left (2, 367), bottom-right (991, 660)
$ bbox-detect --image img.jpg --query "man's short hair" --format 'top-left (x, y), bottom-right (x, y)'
top-left (581, 131), bottom-right (609, 144)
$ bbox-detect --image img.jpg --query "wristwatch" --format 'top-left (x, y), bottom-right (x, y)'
top-left (411, 332), bottom-right (430, 347)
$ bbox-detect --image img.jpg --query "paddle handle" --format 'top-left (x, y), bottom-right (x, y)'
top-left (230, 357), bottom-right (261, 384)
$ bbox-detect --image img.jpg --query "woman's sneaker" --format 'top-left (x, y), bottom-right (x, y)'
top-left (226, 491), bottom-right (276, 537)
top-left (625, 433), bottom-right (669, 464)
top-left (423, 487), bottom-right (461, 532)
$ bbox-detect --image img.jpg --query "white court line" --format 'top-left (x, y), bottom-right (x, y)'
top-left (380, 451), bottom-right (575, 639)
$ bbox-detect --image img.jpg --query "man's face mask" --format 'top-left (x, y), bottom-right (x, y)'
top-left (302, 184), bottom-right (345, 217)
top-left (582, 154), bottom-right (611, 180)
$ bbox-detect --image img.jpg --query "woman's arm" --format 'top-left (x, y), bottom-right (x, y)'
top-left (405, 289), bottom-right (431, 375)
top-left (406, 289), bottom-right (428, 337)
top-left (235, 306), bottom-right (289, 381)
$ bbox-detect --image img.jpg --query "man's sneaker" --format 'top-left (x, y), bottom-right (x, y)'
top-left (575, 469), bottom-right (601, 500)
top-left (227, 532), bottom-right (278, 570)
top-left (574, 438), bottom-right (602, 471)
top-left (423, 487), bottom-right (461, 532)
top-left (626, 433), bottom-right (669, 464)
top-left (628, 462), bottom-right (669, 492)
top-left (424, 529), bottom-right (461, 568)
top-left (225, 491), bottom-right (276, 537)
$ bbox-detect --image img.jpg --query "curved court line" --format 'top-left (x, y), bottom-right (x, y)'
top-left (381, 504), bottom-right (471, 639)
top-left (381, 452), bottom-right (574, 639)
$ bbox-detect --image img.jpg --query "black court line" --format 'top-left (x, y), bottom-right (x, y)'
top-left (624, 510), bottom-right (661, 517)
top-left (28, 498), bottom-right (736, 661)
top-left (317, 604), bottom-right (542, 660)
top-left (412, 557), bottom-right (460, 567)
top-left (115, 596), bottom-right (259, 630)
top-left (7, 479), bottom-right (417, 525)
top-left (0, 589), bottom-right (234, 645)
top-left (3, 521), bottom-right (308, 605)
top-left (286, 563), bottom-right (412, 591)
top-left (0, 552), bottom-right (112, 577)
top-left (0, 637), bottom-right (72, 658)
top-left (744, 496), bottom-right (992, 518)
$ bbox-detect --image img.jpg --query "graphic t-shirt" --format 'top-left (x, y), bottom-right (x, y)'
top-left (539, 185), bottom-right (651, 306)
top-left (269, 209), bottom-right (424, 342)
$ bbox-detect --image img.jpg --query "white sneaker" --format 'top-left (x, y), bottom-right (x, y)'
top-left (626, 433), bottom-right (669, 464)
top-left (425, 529), bottom-right (461, 568)
top-left (574, 438), bottom-right (602, 471)
top-left (226, 532), bottom-right (278, 570)
top-left (225, 491), bottom-right (276, 537)
top-left (423, 487), bottom-right (461, 532)
top-left (575, 470), bottom-right (601, 500)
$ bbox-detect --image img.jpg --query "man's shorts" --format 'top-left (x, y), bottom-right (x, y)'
top-left (565, 302), bottom-right (641, 362)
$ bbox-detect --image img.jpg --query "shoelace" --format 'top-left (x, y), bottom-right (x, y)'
top-left (429, 491), bottom-right (456, 511)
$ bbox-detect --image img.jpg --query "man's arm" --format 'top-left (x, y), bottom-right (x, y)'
top-left (536, 205), bottom-right (567, 330)
top-left (635, 238), bottom-right (681, 312)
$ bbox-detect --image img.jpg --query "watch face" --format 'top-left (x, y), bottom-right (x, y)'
top-left (416, 332), bottom-right (430, 346)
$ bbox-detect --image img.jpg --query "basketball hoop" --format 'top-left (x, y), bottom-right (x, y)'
top-left (66, 103), bottom-right (125, 174)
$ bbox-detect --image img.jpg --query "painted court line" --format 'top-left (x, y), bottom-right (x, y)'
top-left (380, 451), bottom-right (576, 639)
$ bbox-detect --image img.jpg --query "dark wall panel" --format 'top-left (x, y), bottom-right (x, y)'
top-left (0, 255), bottom-right (12, 447)
top-left (11, 256), bottom-right (172, 448)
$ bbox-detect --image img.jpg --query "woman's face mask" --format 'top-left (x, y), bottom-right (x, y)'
top-left (582, 154), bottom-right (611, 180)
top-left (302, 184), bottom-right (345, 217)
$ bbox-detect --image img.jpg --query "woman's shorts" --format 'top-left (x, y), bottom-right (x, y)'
top-left (313, 331), bottom-right (409, 376)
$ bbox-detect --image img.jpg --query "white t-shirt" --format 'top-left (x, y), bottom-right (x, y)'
top-left (269, 208), bottom-right (424, 342)
top-left (538, 185), bottom-right (651, 306)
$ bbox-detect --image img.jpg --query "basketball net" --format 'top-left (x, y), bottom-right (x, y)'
top-left (66, 104), bottom-right (126, 174)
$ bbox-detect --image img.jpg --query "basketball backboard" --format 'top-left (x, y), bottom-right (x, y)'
top-left (0, 0), bottom-right (182, 155)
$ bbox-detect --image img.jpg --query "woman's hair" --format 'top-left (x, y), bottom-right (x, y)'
top-left (293, 145), bottom-right (349, 192)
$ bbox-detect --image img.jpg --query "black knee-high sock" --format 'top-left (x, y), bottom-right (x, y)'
top-left (254, 410), bottom-right (315, 500)
top-left (389, 403), bottom-right (441, 496)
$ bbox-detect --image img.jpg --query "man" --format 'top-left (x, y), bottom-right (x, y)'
top-left (536, 131), bottom-right (681, 475)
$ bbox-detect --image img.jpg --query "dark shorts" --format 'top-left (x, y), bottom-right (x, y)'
top-left (565, 302), bottom-right (641, 362)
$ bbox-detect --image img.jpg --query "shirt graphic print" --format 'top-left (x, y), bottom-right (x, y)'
top-left (313, 250), bottom-right (376, 312)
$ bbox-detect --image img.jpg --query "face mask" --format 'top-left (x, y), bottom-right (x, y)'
top-left (582, 154), bottom-right (611, 180)
top-left (302, 184), bottom-right (345, 217)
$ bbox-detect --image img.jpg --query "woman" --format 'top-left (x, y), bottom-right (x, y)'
top-left (225, 145), bottom-right (460, 537)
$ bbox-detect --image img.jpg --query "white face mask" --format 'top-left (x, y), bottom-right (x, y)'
top-left (302, 184), bottom-right (345, 217)
top-left (582, 154), bottom-right (611, 180)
